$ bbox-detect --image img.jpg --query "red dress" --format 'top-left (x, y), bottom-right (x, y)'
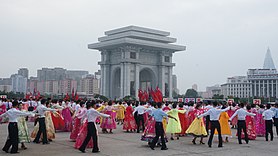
top-left (241, 110), bottom-right (256, 140)
top-left (51, 111), bottom-right (65, 131)
top-left (74, 119), bottom-right (93, 149)
top-left (123, 106), bottom-right (137, 130)
top-left (178, 108), bottom-right (187, 134)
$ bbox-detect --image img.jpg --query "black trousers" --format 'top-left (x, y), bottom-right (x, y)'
top-left (274, 118), bottom-right (278, 136)
top-left (208, 121), bottom-right (222, 147)
top-left (34, 118), bottom-right (48, 143)
top-left (137, 114), bottom-right (145, 132)
top-left (150, 122), bottom-right (166, 149)
top-left (237, 120), bottom-right (248, 144)
top-left (79, 122), bottom-right (99, 152)
top-left (3, 122), bottom-right (18, 153)
top-left (265, 120), bottom-right (273, 141)
top-left (205, 115), bottom-right (210, 134)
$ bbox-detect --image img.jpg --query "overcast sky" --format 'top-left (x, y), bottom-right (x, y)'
top-left (1, 0), bottom-right (277, 93)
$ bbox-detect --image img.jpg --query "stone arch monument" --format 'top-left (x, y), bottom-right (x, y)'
top-left (88, 26), bottom-right (186, 99)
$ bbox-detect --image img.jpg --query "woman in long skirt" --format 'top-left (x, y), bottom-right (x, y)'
top-left (256, 104), bottom-right (265, 137)
top-left (166, 103), bottom-right (186, 140)
top-left (62, 101), bottom-right (73, 132)
top-left (123, 102), bottom-right (137, 132)
top-left (100, 101), bottom-right (117, 133)
top-left (178, 103), bottom-right (187, 136)
top-left (74, 118), bottom-right (93, 149)
top-left (70, 102), bottom-right (87, 141)
top-left (186, 103), bottom-right (207, 144)
top-left (241, 105), bottom-right (256, 140)
top-left (18, 103), bottom-right (31, 149)
top-left (214, 106), bottom-right (232, 142)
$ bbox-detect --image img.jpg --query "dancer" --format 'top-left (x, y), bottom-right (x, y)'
top-left (123, 102), bottom-right (137, 132)
top-left (62, 100), bottom-right (73, 132)
top-left (133, 102), bottom-right (147, 133)
top-left (230, 103), bottom-right (256, 144)
top-left (18, 103), bottom-right (31, 150)
top-left (214, 105), bottom-right (232, 142)
top-left (241, 105), bottom-right (256, 140)
top-left (100, 101), bottom-right (117, 133)
top-left (0, 100), bottom-right (33, 154)
top-left (186, 103), bottom-right (207, 145)
top-left (116, 102), bottom-right (125, 125)
top-left (274, 104), bottom-right (278, 137)
top-left (198, 101), bottom-right (230, 148)
top-left (78, 101), bottom-right (110, 153)
top-left (263, 104), bottom-right (274, 141)
top-left (204, 101), bottom-right (213, 134)
top-left (70, 101), bottom-right (87, 140)
top-left (166, 103), bottom-right (186, 140)
top-left (256, 104), bottom-right (265, 137)
top-left (178, 103), bottom-right (187, 136)
top-left (150, 102), bottom-right (177, 151)
top-left (33, 99), bottom-right (57, 145)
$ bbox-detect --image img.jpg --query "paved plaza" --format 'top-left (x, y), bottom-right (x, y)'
top-left (0, 122), bottom-right (277, 156)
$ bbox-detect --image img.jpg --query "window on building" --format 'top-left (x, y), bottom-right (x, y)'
top-left (164, 56), bottom-right (170, 62)
top-left (130, 52), bottom-right (136, 59)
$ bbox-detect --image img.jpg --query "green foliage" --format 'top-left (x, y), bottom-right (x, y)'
top-left (94, 94), bottom-right (109, 101)
top-left (212, 94), bottom-right (224, 99)
top-left (123, 95), bottom-right (136, 101)
top-left (0, 91), bottom-right (24, 99)
top-left (185, 89), bottom-right (198, 98)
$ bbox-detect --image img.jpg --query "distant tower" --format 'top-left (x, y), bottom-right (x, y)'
top-left (263, 47), bottom-right (276, 69)
top-left (192, 84), bottom-right (198, 91)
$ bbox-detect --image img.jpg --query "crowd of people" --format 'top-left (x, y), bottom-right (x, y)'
top-left (0, 97), bottom-right (278, 154)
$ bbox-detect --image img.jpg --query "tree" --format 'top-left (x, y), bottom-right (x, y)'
top-left (184, 89), bottom-right (198, 98)
top-left (212, 94), bottom-right (224, 99)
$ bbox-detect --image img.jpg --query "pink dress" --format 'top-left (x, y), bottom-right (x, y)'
top-left (230, 106), bottom-right (238, 126)
top-left (62, 106), bottom-right (73, 132)
top-left (255, 108), bottom-right (265, 137)
top-left (74, 119), bottom-right (93, 149)
top-left (0, 104), bottom-right (7, 123)
top-left (70, 108), bottom-right (87, 140)
top-left (100, 106), bottom-right (117, 129)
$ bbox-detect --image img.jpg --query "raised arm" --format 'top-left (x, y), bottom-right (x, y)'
top-left (230, 110), bottom-right (238, 121)
top-left (220, 106), bottom-right (230, 112)
top-left (198, 110), bottom-right (210, 118)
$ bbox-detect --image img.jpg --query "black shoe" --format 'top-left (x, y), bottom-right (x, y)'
top-left (137, 131), bottom-right (140, 133)
top-left (170, 137), bottom-right (174, 140)
top-left (200, 141), bottom-right (205, 145)
top-left (239, 142), bottom-right (242, 144)
top-left (218, 145), bottom-right (223, 148)
top-left (43, 142), bottom-right (49, 145)
top-left (161, 147), bottom-right (168, 150)
top-left (79, 148), bottom-right (85, 153)
top-left (10, 152), bottom-right (20, 154)
top-left (150, 146), bottom-right (155, 150)
top-left (208, 145), bottom-right (211, 148)
top-left (92, 150), bottom-right (100, 153)
top-left (33, 141), bottom-right (40, 144)
top-left (192, 140), bottom-right (196, 145)
top-left (2, 148), bottom-right (8, 153)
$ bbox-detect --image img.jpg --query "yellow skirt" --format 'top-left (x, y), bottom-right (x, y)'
top-left (186, 117), bottom-right (207, 137)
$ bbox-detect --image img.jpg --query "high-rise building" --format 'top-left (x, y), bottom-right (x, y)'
top-left (18, 68), bottom-right (29, 79)
top-left (263, 47), bottom-right (275, 69)
top-left (172, 75), bottom-right (179, 95)
top-left (0, 78), bottom-right (12, 92)
top-left (221, 76), bottom-right (252, 98)
top-left (206, 85), bottom-right (221, 98)
top-left (59, 79), bottom-right (77, 95)
top-left (66, 70), bottom-right (89, 91)
top-left (80, 74), bottom-right (100, 95)
top-left (37, 67), bottom-right (67, 81)
top-left (11, 74), bottom-right (27, 93)
top-left (45, 80), bottom-right (59, 95)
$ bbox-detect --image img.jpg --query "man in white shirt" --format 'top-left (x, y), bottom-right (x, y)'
top-left (198, 101), bottom-right (230, 148)
top-left (204, 101), bottom-right (213, 134)
top-left (33, 99), bottom-right (57, 144)
top-left (263, 104), bottom-right (274, 141)
top-left (79, 100), bottom-right (110, 153)
top-left (230, 103), bottom-right (256, 144)
top-left (133, 102), bottom-right (147, 133)
top-left (0, 100), bottom-right (34, 154)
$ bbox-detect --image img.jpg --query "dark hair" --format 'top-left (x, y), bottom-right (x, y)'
top-left (179, 103), bottom-right (183, 108)
top-left (86, 102), bottom-right (92, 109)
top-left (12, 100), bottom-right (19, 107)
top-left (259, 104), bottom-right (265, 109)
top-left (221, 105), bottom-right (227, 109)
top-left (172, 103), bottom-right (177, 109)
top-left (80, 101), bottom-right (85, 107)
top-left (240, 103), bottom-right (245, 108)
top-left (41, 99), bottom-right (47, 105)
top-left (195, 103), bottom-right (202, 109)
top-left (266, 104), bottom-right (271, 109)
top-left (246, 105), bottom-right (251, 110)
top-left (157, 102), bottom-right (162, 108)
top-left (108, 101), bottom-right (113, 106)
top-left (212, 101), bottom-right (218, 107)
top-left (232, 103), bottom-right (236, 107)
